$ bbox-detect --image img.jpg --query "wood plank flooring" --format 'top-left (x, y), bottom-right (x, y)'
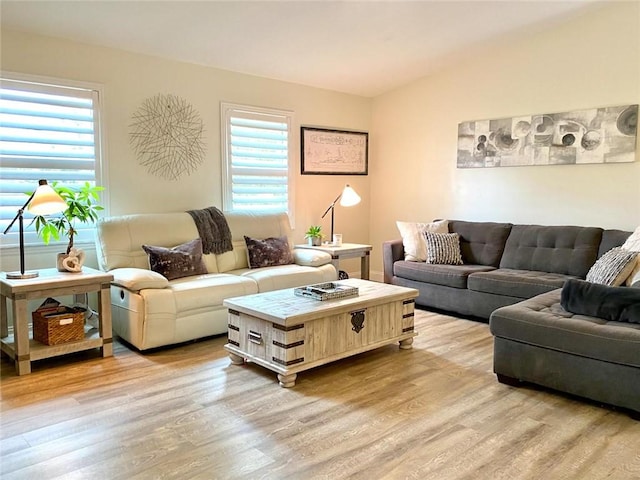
top-left (1, 309), bottom-right (639, 479)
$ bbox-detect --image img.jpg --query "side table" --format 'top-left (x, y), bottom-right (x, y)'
top-left (295, 243), bottom-right (373, 280)
top-left (0, 267), bottom-right (113, 375)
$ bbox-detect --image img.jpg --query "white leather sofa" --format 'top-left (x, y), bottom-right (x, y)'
top-left (95, 211), bottom-right (337, 350)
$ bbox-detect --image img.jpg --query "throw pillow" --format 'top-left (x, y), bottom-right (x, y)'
top-left (585, 247), bottom-right (638, 286)
top-left (424, 231), bottom-right (463, 265)
top-left (621, 226), bottom-right (640, 251)
top-left (396, 219), bottom-right (449, 262)
top-left (142, 238), bottom-right (208, 281)
top-left (244, 235), bottom-right (294, 269)
top-left (621, 226), bottom-right (640, 286)
top-left (624, 257), bottom-right (640, 287)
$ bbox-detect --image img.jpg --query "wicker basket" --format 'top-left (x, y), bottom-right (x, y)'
top-left (32, 307), bottom-right (85, 345)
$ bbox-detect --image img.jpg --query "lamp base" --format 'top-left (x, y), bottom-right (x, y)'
top-left (6, 271), bottom-right (39, 280)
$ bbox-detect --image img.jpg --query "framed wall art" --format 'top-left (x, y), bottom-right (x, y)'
top-left (457, 104), bottom-right (638, 168)
top-left (301, 127), bottom-right (368, 175)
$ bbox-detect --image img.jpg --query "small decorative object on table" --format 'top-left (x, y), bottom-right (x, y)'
top-left (304, 225), bottom-right (324, 246)
top-left (294, 282), bottom-right (358, 301)
top-left (57, 247), bottom-right (86, 273)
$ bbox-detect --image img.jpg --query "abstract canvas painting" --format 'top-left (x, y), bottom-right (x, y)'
top-left (457, 104), bottom-right (638, 168)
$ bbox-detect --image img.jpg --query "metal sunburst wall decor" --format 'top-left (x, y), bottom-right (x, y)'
top-left (129, 94), bottom-right (206, 180)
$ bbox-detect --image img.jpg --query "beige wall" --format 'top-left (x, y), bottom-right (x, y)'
top-left (0, 30), bottom-right (371, 274)
top-left (370, 2), bottom-right (640, 279)
top-left (2, 2), bottom-right (639, 279)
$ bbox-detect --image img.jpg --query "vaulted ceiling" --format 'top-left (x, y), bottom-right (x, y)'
top-left (1, 1), bottom-right (602, 97)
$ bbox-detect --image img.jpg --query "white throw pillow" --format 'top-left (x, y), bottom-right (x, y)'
top-left (621, 226), bottom-right (640, 251)
top-left (396, 219), bottom-right (449, 262)
top-left (621, 226), bottom-right (640, 286)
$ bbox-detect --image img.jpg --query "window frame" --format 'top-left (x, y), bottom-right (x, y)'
top-left (0, 71), bottom-right (107, 251)
top-left (220, 102), bottom-right (295, 225)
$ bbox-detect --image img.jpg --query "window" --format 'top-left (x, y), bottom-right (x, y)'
top-left (221, 103), bottom-right (294, 219)
top-left (0, 73), bottom-right (104, 248)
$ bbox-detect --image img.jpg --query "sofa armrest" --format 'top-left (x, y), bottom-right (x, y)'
top-left (110, 267), bottom-right (169, 291)
top-left (383, 239), bottom-right (405, 284)
top-left (293, 249), bottom-right (332, 267)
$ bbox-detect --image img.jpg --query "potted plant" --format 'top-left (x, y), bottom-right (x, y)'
top-left (31, 182), bottom-right (104, 272)
top-left (304, 225), bottom-right (324, 246)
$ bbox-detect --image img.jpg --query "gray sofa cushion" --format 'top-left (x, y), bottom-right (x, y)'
top-left (448, 220), bottom-right (512, 267)
top-left (499, 224), bottom-right (602, 278)
top-left (490, 289), bottom-right (640, 368)
top-left (468, 268), bottom-right (576, 298)
top-left (393, 260), bottom-right (495, 289)
top-left (598, 229), bottom-right (632, 258)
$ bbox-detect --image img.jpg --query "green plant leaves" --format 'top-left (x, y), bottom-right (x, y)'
top-left (305, 225), bottom-right (323, 238)
top-left (31, 182), bottom-right (104, 253)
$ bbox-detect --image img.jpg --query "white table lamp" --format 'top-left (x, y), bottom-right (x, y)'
top-left (321, 184), bottom-right (361, 242)
top-left (3, 180), bottom-right (68, 279)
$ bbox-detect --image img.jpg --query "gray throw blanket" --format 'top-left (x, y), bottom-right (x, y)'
top-left (186, 207), bottom-right (233, 255)
top-left (561, 279), bottom-right (640, 324)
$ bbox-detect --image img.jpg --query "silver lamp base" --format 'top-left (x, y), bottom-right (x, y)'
top-left (6, 271), bottom-right (39, 280)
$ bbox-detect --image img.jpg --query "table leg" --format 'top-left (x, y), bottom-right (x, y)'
top-left (361, 252), bottom-right (370, 280)
top-left (399, 338), bottom-right (413, 350)
top-left (1, 294), bottom-right (7, 338)
top-left (98, 283), bottom-right (113, 357)
top-left (278, 372), bottom-right (297, 388)
top-left (13, 295), bottom-right (31, 375)
top-left (229, 352), bottom-right (244, 365)
top-left (331, 256), bottom-right (340, 276)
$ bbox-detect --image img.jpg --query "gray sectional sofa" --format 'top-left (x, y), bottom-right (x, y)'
top-left (490, 289), bottom-right (640, 417)
top-left (383, 220), bottom-right (631, 319)
top-left (383, 220), bottom-right (640, 416)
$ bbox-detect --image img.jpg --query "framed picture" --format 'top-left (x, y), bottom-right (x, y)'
top-left (301, 127), bottom-right (368, 175)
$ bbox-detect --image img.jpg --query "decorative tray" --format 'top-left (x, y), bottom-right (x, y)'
top-left (294, 282), bottom-right (359, 301)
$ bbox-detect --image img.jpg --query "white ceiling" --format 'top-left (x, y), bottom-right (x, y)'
top-left (1, 0), bottom-right (603, 97)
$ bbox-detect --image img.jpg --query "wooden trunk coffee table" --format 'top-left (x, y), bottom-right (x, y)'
top-left (223, 279), bottom-right (418, 387)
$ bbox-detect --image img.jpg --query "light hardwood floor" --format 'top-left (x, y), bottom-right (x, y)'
top-left (1, 309), bottom-right (639, 479)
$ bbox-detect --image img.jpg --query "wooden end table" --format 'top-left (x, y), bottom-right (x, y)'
top-left (0, 267), bottom-right (113, 375)
top-left (295, 243), bottom-right (373, 279)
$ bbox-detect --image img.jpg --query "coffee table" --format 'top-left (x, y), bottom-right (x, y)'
top-left (223, 278), bottom-right (418, 387)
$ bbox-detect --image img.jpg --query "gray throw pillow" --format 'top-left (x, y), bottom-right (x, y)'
top-left (244, 235), bottom-right (293, 269)
top-left (424, 231), bottom-right (463, 265)
top-left (142, 238), bottom-right (208, 280)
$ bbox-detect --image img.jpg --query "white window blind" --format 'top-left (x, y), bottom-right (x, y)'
top-left (221, 103), bottom-right (294, 217)
top-left (0, 75), bottom-right (103, 248)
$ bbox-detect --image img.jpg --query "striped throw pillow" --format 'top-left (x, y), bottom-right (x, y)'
top-left (586, 247), bottom-right (638, 286)
top-left (424, 232), bottom-right (463, 265)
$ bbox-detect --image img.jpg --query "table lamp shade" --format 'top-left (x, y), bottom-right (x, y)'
top-left (27, 180), bottom-right (68, 215)
top-left (339, 184), bottom-right (361, 207)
